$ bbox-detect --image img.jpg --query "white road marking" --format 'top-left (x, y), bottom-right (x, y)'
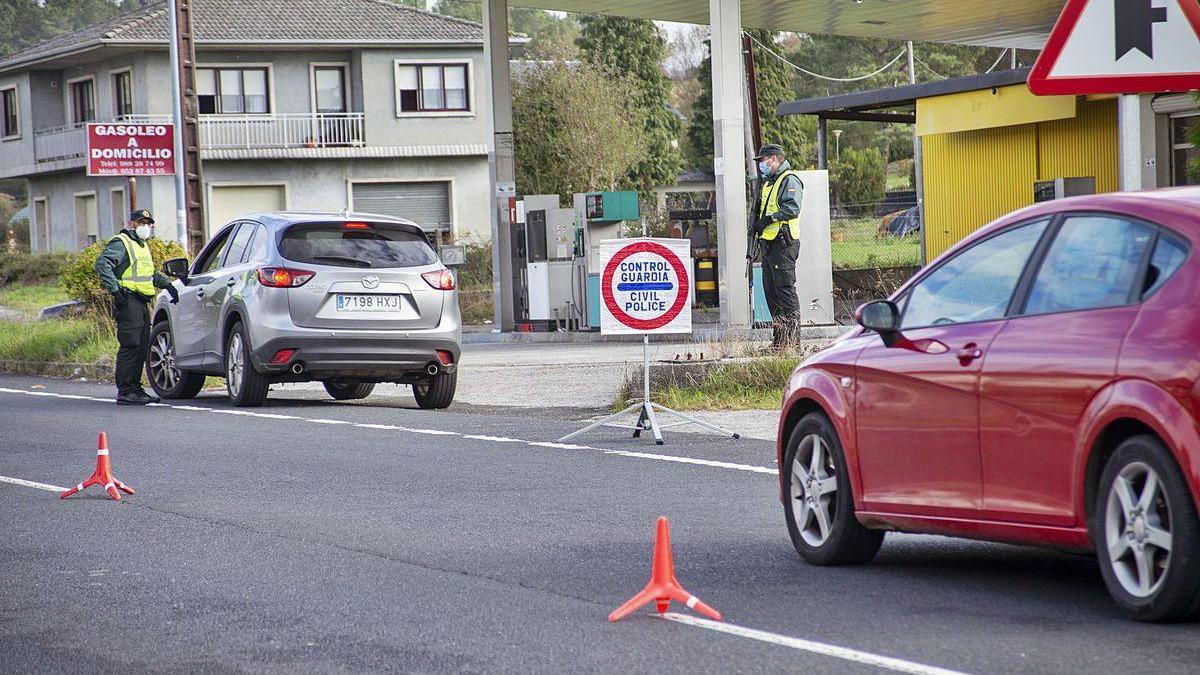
top-left (660, 613), bottom-right (970, 675)
top-left (0, 386), bottom-right (777, 479)
top-left (605, 450), bottom-right (776, 475)
top-left (527, 441), bottom-right (594, 450)
top-left (0, 475), bottom-right (67, 492)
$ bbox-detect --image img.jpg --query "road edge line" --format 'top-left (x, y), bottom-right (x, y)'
top-left (659, 612), bottom-right (972, 675)
top-left (0, 475), bottom-right (68, 493)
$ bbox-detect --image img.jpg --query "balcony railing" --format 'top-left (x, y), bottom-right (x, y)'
top-left (33, 123), bottom-right (90, 163)
top-left (33, 113), bottom-right (365, 163)
top-left (199, 113), bottom-right (364, 149)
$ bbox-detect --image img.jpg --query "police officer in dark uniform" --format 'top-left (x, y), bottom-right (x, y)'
top-left (752, 144), bottom-right (804, 349)
top-left (94, 210), bottom-right (179, 405)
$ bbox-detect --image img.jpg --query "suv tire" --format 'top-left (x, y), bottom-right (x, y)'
top-left (783, 412), bottom-right (884, 566)
top-left (1093, 434), bottom-right (1200, 622)
top-left (146, 321), bottom-right (205, 400)
top-left (413, 370), bottom-right (456, 409)
top-left (324, 380), bottom-right (375, 401)
top-left (225, 321), bottom-right (269, 407)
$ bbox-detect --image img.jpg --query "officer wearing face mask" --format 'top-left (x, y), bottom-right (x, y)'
top-left (94, 209), bottom-right (179, 405)
top-left (752, 144), bottom-right (804, 349)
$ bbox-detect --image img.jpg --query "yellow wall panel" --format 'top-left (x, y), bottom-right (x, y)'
top-left (917, 84), bottom-right (1075, 137)
top-left (921, 97), bottom-right (1119, 261)
top-left (922, 124), bottom-right (1038, 260)
top-left (1036, 99), bottom-right (1118, 194)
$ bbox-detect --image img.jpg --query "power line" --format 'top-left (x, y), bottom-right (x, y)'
top-left (744, 33), bottom-right (907, 83)
top-left (913, 55), bottom-right (944, 79)
top-left (983, 48), bottom-right (1010, 74)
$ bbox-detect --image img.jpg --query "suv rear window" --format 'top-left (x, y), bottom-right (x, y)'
top-left (279, 222), bottom-right (438, 269)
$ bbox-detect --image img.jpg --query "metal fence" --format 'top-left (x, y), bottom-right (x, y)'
top-left (830, 198), bottom-right (922, 324)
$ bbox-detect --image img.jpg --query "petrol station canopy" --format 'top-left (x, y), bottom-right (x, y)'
top-left (511, 0), bottom-right (1064, 49)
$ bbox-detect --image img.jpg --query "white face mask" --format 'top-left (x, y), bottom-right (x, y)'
top-left (135, 224), bottom-right (153, 240)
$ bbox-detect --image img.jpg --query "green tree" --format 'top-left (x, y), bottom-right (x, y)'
top-left (829, 147), bottom-right (886, 213)
top-left (512, 61), bottom-right (644, 198)
top-left (429, 1), bottom-right (579, 59)
top-left (0, 0), bottom-right (132, 59)
top-left (747, 29), bottom-right (816, 168)
top-left (578, 16), bottom-right (683, 193)
top-left (685, 33), bottom-right (817, 171)
top-left (684, 46), bottom-right (714, 171)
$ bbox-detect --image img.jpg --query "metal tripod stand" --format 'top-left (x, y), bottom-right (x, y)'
top-left (558, 335), bottom-right (740, 445)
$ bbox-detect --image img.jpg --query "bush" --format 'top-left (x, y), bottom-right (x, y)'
top-left (59, 237), bottom-right (188, 315)
top-left (453, 234), bottom-right (494, 325)
top-left (830, 147), bottom-right (886, 216)
top-left (0, 251), bottom-right (71, 286)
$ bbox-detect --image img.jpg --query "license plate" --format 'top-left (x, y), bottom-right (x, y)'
top-left (336, 294), bottom-right (401, 311)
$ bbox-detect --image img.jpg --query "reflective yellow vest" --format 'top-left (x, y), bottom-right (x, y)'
top-left (112, 231), bottom-right (156, 297)
top-left (757, 170), bottom-right (803, 242)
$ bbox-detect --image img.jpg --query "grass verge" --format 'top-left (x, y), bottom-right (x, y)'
top-left (615, 342), bottom-right (826, 412)
top-left (0, 283), bottom-right (69, 319)
top-left (0, 317), bottom-right (116, 379)
top-left (655, 356), bottom-right (802, 411)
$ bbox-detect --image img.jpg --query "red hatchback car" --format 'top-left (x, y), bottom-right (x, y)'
top-left (778, 187), bottom-right (1200, 621)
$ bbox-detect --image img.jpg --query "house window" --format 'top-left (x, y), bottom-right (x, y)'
top-left (113, 71), bottom-right (133, 118)
top-left (1, 87), bottom-right (17, 138)
top-left (69, 78), bottom-right (95, 126)
top-left (313, 65), bottom-right (347, 113)
top-left (395, 63), bottom-right (468, 113)
top-left (196, 67), bottom-right (269, 115)
top-left (1171, 114), bottom-right (1199, 186)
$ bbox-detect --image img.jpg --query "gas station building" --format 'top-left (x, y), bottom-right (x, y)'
top-left (477, 0), bottom-right (1196, 330)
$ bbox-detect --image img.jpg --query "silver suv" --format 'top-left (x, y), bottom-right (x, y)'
top-left (147, 212), bottom-right (461, 408)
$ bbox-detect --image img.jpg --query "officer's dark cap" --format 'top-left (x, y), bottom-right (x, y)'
top-left (754, 144), bottom-right (785, 159)
top-left (130, 209), bottom-right (154, 224)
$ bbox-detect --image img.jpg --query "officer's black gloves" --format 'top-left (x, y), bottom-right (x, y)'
top-left (166, 284), bottom-right (179, 305)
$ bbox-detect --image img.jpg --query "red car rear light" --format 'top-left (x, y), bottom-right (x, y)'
top-left (343, 221), bottom-right (371, 229)
top-left (269, 348), bottom-right (298, 365)
top-left (257, 267), bottom-right (315, 288)
top-left (436, 350), bottom-right (454, 366)
top-left (421, 269), bottom-right (455, 291)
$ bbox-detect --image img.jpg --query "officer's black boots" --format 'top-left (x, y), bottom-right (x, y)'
top-left (116, 392), bottom-right (148, 406)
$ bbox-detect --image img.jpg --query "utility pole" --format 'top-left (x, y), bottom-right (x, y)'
top-left (907, 41), bottom-right (926, 266)
top-left (167, 0), bottom-right (205, 255)
top-left (740, 33), bottom-right (762, 153)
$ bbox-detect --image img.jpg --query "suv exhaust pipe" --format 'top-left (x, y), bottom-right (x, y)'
top-left (426, 363), bottom-right (439, 376)
top-left (291, 362), bottom-right (305, 375)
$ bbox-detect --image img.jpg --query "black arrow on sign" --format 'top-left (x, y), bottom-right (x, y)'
top-left (1115, 0), bottom-right (1168, 59)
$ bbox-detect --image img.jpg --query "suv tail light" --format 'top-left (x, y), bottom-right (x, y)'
top-left (421, 269), bottom-right (455, 290)
top-left (257, 267), bottom-right (315, 288)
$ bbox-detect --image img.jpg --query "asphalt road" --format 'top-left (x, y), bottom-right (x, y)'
top-left (2, 373), bottom-right (1198, 673)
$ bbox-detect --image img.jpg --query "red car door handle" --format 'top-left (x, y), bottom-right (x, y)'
top-left (957, 344), bottom-right (983, 364)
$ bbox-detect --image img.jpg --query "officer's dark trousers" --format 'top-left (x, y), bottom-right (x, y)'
top-left (762, 238), bottom-right (801, 348)
top-left (113, 295), bottom-right (151, 395)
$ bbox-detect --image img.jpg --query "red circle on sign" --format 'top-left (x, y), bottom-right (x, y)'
top-left (601, 241), bottom-right (690, 331)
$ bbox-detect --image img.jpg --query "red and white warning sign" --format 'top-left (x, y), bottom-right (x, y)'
top-left (599, 238), bottom-right (692, 335)
top-left (1028, 0), bottom-right (1200, 95)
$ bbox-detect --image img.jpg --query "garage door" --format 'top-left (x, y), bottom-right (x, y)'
top-left (208, 184), bottom-right (286, 236)
top-left (351, 181), bottom-right (450, 232)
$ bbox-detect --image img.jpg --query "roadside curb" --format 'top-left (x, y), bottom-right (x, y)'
top-left (461, 324), bottom-right (849, 345)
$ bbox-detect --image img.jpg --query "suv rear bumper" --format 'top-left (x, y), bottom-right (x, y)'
top-left (251, 328), bottom-right (461, 380)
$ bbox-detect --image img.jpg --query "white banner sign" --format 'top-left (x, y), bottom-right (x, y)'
top-left (599, 238), bottom-right (692, 335)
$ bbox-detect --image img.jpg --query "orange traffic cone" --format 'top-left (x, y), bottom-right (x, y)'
top-left (60, 432), bottom-right (134, 501)
top-left (609, 516), bottom-right (722, 622)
